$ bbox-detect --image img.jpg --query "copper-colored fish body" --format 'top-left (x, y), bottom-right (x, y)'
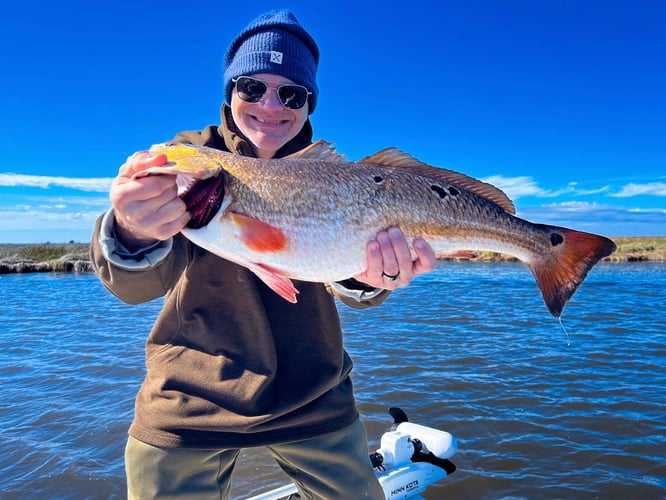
top-left (146, 141), bottom-right (616, 316)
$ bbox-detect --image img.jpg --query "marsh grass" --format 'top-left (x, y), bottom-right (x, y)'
top-left (606, 236), bottom-right (666, 262)
top-left (0, 243), bottom-right (91, 273)
top-left (0, 243), bottom-right (88, 261)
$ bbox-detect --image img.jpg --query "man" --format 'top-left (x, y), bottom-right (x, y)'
top-left (91, 10), bottom-right (436, 499)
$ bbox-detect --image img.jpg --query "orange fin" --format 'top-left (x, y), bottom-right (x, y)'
top-left (528, 227), bottom-right (616, 317)
top-left (358, 148), bottom-right (516, 214)
top-left (229, 212), bottom-right (288, 253)
top-left (250, 263), bottom-right (300, 303)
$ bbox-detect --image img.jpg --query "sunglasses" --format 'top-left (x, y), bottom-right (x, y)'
top-left (233, 76), bottom-right (311, 110)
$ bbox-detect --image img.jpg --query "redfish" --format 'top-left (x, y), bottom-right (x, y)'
top-left (138, 140), bottom-right (616, 316)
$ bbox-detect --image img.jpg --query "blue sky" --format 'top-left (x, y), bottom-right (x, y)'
top-left (1, 0), bottom-right (664, 243)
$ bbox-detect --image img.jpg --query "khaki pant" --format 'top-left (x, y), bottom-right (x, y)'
top-left (125, 420), bottom-right (385, 499)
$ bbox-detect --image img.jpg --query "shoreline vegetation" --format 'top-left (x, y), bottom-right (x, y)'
top-left (1, 237), bottom-right (665, 274)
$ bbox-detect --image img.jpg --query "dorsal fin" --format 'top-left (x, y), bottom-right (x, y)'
top-left (359, 148), bottom-right (516, 214)
top-left (285, 139), bottom-right (348, 163)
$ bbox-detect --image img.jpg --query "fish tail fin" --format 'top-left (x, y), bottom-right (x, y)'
top-left (528, 227), bottom-right (616, 317)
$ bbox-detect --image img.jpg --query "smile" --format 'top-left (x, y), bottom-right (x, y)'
top-left (252, 115), bottom-right (288, 125)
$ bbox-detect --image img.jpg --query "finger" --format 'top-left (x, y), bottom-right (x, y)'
top-left (113, 176), bottom-right (181, 226)
top-left (130, 183), bottom-right (184, 224)
top-left (118, 151), bottom-right (149, 177)
top-left (149, 208), bottom-right (192, 241)
top-left (121, 194), bottom-right (190, 241)
top-left (387, 227), bottom-right (414, 276)
top-left (115, 204), bottom-right (191, 245)
top-left (110, 175), bottom-right (178, 214)
top-left (412, 238), bottom-right (437, 274)
top-left (351, 240), bottom-right (384, 288)
top-left (377, 230), bottom-right (399, 277)
top-left (118, 151), bottom-right (168, 178)
top-left (136, 174), bottom-right (180, 202)
top-left (364, 240), bottom-right (383, 279)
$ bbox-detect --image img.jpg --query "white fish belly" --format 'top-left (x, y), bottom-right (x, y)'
top-left (181, 217), bottom-right (372, 283)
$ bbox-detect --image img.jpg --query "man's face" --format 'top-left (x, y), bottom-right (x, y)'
top-left (230, 73), bottom-right (309, 159)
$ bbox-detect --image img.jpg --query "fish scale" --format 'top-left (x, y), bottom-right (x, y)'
top-left (142, 140), bottom-right (617, 316)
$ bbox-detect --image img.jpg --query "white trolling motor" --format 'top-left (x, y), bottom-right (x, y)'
top-left (248, 408), bottom-right (457, 500)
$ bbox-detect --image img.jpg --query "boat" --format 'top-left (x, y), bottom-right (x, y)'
top-left (247, 408), bottom-right (457, 500)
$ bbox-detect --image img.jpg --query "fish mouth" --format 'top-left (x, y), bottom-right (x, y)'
top-left (180, 174), bottom-right (225, 229)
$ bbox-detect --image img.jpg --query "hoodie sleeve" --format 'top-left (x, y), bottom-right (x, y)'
top-left (326, 279), bottom-right (390, 309)
top-left (90, 209), bottom-right (187, 305)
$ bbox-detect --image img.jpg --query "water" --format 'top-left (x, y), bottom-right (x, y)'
top-left (1, 262), bottom-right (665, 499)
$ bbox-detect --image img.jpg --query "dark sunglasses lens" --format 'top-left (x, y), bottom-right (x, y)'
top-left (236, 77), bottom-right (267, 103)
top-left (278, 85), bottom-right (308, 109)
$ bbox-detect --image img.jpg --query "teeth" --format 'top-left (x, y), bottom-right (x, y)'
top-left (255, 117), bottom-right (283, 124)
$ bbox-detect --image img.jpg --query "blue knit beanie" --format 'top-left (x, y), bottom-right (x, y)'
top-left (223, 10), bottom-right (319, 114)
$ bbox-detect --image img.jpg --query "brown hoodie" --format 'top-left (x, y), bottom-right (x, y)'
top-left (90, 108), bottom-right (388, 448)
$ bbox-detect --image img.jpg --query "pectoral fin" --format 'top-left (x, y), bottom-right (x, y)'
top-left (228, 212), bottom-right (288, 253)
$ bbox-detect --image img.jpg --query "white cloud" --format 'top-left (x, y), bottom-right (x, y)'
top-left (610, 182), bottom-right (666, 198)
top-left (2, 195), bottom-right (110, 212)
top-left (572, 186), bottom-right (611, 196)
top-left (0, 190), bottom-right (110, 238)
top-left (481, 175), bottom-right (542, 198)
top-left (0, 208), bottom-right (100, 229)
top-left (542, 201), bottom-right (605, 211)
top-left (516, 202), bottom-right (666, 236)
top-left (481, 175), bottom-right (580, 200)
top-left (0, 173), bottom-right (113, 192)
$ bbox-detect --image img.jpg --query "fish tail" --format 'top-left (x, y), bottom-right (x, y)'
top-left (527, 227), bottom-right (616, 317)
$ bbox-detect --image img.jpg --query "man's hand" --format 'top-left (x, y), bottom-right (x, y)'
top-left (353, 227), bottom-right (437, 290)
top-left (109, 151), bottom-right (191, 250)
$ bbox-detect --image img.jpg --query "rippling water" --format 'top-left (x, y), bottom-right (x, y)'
top-left (1, 262), bottom-right (665, 499)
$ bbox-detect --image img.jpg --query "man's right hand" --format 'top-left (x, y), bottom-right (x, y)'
top-left (109, 151), bottom-right (191, 250)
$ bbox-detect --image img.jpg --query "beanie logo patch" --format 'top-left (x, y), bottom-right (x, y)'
top-left (270, 51), bottom-right (283, 64)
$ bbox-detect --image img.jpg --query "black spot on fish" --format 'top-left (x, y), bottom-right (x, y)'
top-left (449, 186), bottom-right (459, 196)
top-left (550, 232), bottom-right (564, 246)
top-left (373, 175), bottom-right (383, 183)
top-left (430, 185), bottom-right (448, 199)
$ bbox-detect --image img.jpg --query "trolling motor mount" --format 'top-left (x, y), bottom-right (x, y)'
top-left (369, 407), bottom-right (457, 475)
